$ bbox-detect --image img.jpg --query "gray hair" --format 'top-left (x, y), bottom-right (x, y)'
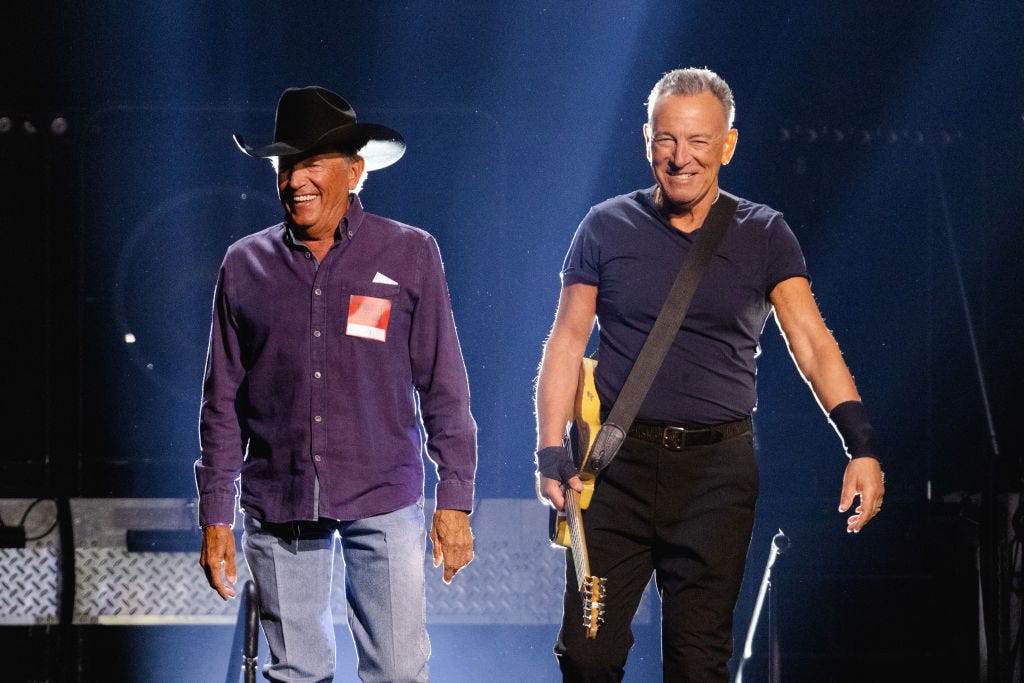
top-left (646, 67), bottom-right (736, 129)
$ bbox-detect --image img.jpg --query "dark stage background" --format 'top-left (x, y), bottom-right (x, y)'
top-left (2, 1), bottom-right (1022, 681)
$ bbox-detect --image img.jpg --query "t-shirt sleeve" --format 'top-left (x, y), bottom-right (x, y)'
top-left (560, 208), bottom-right (601, 287)
top-left (764, 212), bottom-right (810, 293)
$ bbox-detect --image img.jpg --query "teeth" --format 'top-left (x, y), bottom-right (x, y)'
top-left (293, 194), bottom-right (316, 203)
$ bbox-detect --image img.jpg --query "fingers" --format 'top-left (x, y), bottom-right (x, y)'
top-left (838, 483), bottom-right (855, 514)
top-left (441, 529), bottom-right (473, 584)
top-left (443, 541), bottom-right (473, 584)
top-left (211, 569), bottom-right (237, 600)
top-left (540, 476), bottom-right (567, 511)
top-left (224, 544), bottom-right (237, 585)
top-left (429, 523), bottom-right (442, 568)
top-left (851, 491), bottom-right (884, 531)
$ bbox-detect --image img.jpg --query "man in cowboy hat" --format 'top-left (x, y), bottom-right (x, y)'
top-left (196, 86), bottom-right (477, 682)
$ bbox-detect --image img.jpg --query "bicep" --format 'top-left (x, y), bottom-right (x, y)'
top-left (548, 283), bottom-right (598, 352)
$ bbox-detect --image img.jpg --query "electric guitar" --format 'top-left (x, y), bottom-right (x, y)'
top-left (551, 357), bottom-right (606, 638)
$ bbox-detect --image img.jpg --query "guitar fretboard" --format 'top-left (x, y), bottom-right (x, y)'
top-left (564, 487), bottom-right (590, 591)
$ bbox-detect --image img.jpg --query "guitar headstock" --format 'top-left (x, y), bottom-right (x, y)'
top-left (581, 575), bottom-right (606, 639)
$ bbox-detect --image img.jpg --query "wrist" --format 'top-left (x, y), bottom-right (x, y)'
top-left (828, 400), bottom-right (878, 462)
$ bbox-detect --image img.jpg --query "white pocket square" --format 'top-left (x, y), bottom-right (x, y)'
top-left (372, 272), bottom-right (398, 285)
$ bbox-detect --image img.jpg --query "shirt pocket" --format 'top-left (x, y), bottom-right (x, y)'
top-left (340, 281), bottom-right (401, 343)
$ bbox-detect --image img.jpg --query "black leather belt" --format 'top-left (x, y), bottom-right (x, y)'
top-left (626, 417), bottom-right (751, 451)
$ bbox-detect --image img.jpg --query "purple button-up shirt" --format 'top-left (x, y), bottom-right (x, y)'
top-left (195, 195), bottom-right (477, 527)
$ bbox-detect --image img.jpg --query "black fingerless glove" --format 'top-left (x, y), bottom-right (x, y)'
top-left (535, 445), bottom-right (578, 485)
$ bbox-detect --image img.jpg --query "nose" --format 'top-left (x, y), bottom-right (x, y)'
top-left (671, 142), bottom-right (692, 169)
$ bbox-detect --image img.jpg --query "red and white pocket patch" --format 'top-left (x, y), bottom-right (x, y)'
top-left (346, 295), bottom-right (392, 342)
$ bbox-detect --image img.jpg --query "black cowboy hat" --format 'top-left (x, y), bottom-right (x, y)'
top-left (233, 86), bottom-right (405, 171)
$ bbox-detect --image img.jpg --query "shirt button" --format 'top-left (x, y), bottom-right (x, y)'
top-left (314, 288), bottom-right (322, 296)
top-left (313, 454), bottom-right (321, 462)
top-left (304, 253), bottom-right (311, 259)
top-left (314, 371), bottom-right (321, 379)
top-left (314, 415), bottom-right (322, 423)
top-left (313, 330), bottom-right (321, 337)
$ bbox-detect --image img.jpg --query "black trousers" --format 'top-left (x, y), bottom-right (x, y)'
top-left (555, 430), bottom-right (758, 682)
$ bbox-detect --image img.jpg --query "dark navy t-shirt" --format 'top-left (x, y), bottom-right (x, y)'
top-left (561, 187), bottom-right (809, 425)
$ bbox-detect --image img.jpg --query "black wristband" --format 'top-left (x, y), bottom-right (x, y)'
top-left (535, 446), bottom-right (578, 484)
top-left (828, 400), bottom-right (877, 461)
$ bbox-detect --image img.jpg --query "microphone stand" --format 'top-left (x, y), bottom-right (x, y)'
top-left (735, 530), bottom-right (790, 683)
top-left (225, 580), bottom-right (260, 683)
top-left (930, 144), bottom-right (1008, 679)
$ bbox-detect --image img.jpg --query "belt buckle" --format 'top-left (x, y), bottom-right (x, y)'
top-left (662, 426), bottom-right (687, 450)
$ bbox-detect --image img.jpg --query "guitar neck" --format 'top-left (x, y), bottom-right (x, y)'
top-left (563, 487), bottom-right (590, 591)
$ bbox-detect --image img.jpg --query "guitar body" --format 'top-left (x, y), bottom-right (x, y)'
top-left (572, 357), bottom-right (601, 507)
top-left (550, 357), bottom-right (606, 638)
top-left (552, 357), bottom-right (601, 547)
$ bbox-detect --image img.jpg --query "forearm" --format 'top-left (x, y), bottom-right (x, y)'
top-left (196, 266), bottom-right (247, 526)
top-left (419, 376), bottom-right (477, 512)
top-left (535, 337), bottom-right (584, 448)
top-left (196, 389), bottom-right (247, 526)
top-left (789, 332), bottom-right (861, 414)
top-left (425, 424), bottom-right (477, 513)
top-left (195, 426), bottom-right (243, 527)
top-left (771, 277), bottom-right (862, 414)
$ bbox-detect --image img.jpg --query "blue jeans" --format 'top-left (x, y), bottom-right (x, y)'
top-left (242, 499), bottom-right (431, 682)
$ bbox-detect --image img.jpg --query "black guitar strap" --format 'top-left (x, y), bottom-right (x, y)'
top-left (586, 190), bottom-right (739, 472)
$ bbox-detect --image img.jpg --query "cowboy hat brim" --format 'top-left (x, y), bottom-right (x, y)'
top-left (233, 121), bottom-right (406, 172)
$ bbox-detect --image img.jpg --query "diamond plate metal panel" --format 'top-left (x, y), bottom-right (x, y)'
top-left (0, 498), bottom-right (653, 626)
top-left (74, 548), bottom-right (251, 624)
top-left (0, 498), bottom-right (60, 625)
top-left (0, 547), bottom-right (59, 625)
top-left (423, 497), bottom-right (567, 624)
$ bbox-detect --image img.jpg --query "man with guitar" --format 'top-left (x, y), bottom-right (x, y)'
top-left (534, 68), bottom-right (884, 681)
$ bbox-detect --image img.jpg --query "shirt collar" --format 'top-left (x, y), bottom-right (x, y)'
top-left (282, 192), bottom-right (367, 248)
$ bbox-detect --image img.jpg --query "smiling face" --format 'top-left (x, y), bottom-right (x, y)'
top-left (276, 150), bottom-right (365, 239)
top-left (643, 91), bottom-right (738, 227)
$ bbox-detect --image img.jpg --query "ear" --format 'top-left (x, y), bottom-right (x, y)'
top-left (721, 128), bottom-right (738, 165)
top-left (643, 123), bottom-right (653, 163)
top-left (348, 156), bottom-right (366, 190)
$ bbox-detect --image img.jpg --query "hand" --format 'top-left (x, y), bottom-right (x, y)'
top-left (539, 474), bottom-right (584, 512)
top-left (199, 525), bottom-right (237, 600)
top-left (838, 457), bottom-right (885, 533)
top-left (429, 509), bottom-right (474, 584)
top-left (535, 445), bottom-right (583, 511)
